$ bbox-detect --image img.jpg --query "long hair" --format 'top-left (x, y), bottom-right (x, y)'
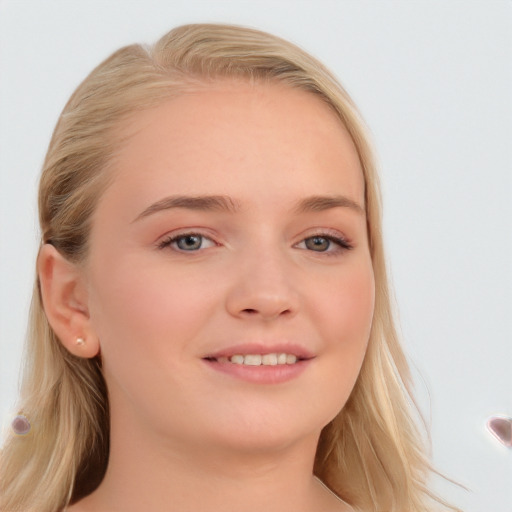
top-left (0, 24), bottom-right (461, 512)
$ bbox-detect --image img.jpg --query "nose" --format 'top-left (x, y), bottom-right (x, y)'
top-left (224, 249), bottom-right (300, 321)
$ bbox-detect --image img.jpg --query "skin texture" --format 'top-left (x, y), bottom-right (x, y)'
top-left (41, 81), bottom-right (374, 511)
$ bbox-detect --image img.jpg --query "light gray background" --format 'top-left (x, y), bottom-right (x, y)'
top-left (1, 1), bottom-right (510, 510)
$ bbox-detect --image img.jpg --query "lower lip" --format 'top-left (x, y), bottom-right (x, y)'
top-left (202, 359), bottom-right (311, 384)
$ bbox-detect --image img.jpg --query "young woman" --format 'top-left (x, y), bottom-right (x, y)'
top-left (0, 24), bottom-right (461, 512)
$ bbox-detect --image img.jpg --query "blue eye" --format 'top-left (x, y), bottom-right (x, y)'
top-left (298, 234), bottom-right (352, 253)
top-left (175, 235), bottom-right (203, 251)
top-left (159, 233), bottom-right (215, 252)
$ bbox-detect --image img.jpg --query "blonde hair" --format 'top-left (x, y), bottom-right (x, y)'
top-left (1, 24), bottom-right (461, 512)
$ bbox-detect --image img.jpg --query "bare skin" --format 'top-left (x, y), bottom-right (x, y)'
top-left (42, 81), bottom-right (372, 512)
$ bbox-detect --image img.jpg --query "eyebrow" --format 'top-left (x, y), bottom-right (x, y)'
top-left (133, 195), bottom-right (241, 222)
top-left (133, 193), bottom-right (364, 222)
top-left (293, 195), bottom-right (365, 215)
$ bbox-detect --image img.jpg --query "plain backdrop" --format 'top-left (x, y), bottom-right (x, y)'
top-left (1, 1), bottom-right (511, 510)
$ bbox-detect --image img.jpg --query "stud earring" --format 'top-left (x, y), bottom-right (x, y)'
top-left (12, 414), bottom-right (31, 436)
top-left (76, 337), bottom-right (86, 346)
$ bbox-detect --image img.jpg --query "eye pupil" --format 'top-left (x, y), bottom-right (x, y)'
top-left (177, 235), bottom-right (202, 250)
top-left (305, 236), bottom-right (330, 252)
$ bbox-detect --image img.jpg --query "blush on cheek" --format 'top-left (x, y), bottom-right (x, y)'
top-left (349, 259), bottom-right (375, 321)
top-left (92, 264), bottom-right (215, 358)
top-left (324, 266), bottom-right (374, 337)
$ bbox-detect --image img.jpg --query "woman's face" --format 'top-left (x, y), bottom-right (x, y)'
top-left (84, 81), bottom-right (375, 455)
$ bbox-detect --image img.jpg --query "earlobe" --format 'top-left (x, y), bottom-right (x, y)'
top-left (37, 244), bottom-right (100, 358)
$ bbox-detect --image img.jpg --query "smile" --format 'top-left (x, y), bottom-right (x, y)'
top-left (202, 345), bottom-right (313, 384)
top-left (215, 353), bottom-right (299, 365)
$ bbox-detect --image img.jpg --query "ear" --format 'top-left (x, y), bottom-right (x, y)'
top-left (38, 244), bottom-right (100, 358)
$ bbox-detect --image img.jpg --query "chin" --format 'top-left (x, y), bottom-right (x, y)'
top-left (192, 404), bottom-right (336, 457)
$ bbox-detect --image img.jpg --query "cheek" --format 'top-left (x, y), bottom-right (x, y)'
top-left (87, 259), bottom-right (218, 360)
top-left (320, 259), bottom-right (375, 342)
top-left (86, 259), bottom-right (221, 418)
top-left (293, 258), bottom-right (374, 427)
top-left (313, 259), bottom-right (375, 387)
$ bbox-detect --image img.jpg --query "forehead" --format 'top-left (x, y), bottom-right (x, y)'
top-left (105, 81), bottom-right (365, 215)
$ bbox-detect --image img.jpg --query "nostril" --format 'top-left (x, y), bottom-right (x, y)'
top-left (241, 307), bottom-right (293, 318)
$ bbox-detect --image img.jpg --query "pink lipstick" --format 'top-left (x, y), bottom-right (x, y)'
top-left (202, 343), bottom-right (314, 384)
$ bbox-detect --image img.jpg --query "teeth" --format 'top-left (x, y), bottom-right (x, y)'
top-left (244, 355), bottom-right (262, 366)
top-left (286, 354), bottom-right (297, 364)
top-left (225, 353), bottom-right (299, 366)
top-left (262, 354), bottom-right (278, 365)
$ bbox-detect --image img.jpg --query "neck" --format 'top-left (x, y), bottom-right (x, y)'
top-left (71, 414), bottom-right (347, 511)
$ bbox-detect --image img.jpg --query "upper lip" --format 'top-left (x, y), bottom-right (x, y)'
top-left (203, 343), bottom-right (315, 361)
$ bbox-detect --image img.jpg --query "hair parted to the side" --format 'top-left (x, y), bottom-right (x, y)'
top-left (0, 24), bottom-right (462, 512)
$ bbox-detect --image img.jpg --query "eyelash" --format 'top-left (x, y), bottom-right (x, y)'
top-left (157, 232), bottom-right (216, 252)
top-left (296, 232), bottom-right (353, 256)
top-left (157, 231), bottom-right (353, 255)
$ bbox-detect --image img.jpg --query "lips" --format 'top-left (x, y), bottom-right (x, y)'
top-left (202, 343), bottom-right (314, 384)
top-left (216, 353), bottom-right (299, 366)
top-left (203, 343), bottom-right (314, 363)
